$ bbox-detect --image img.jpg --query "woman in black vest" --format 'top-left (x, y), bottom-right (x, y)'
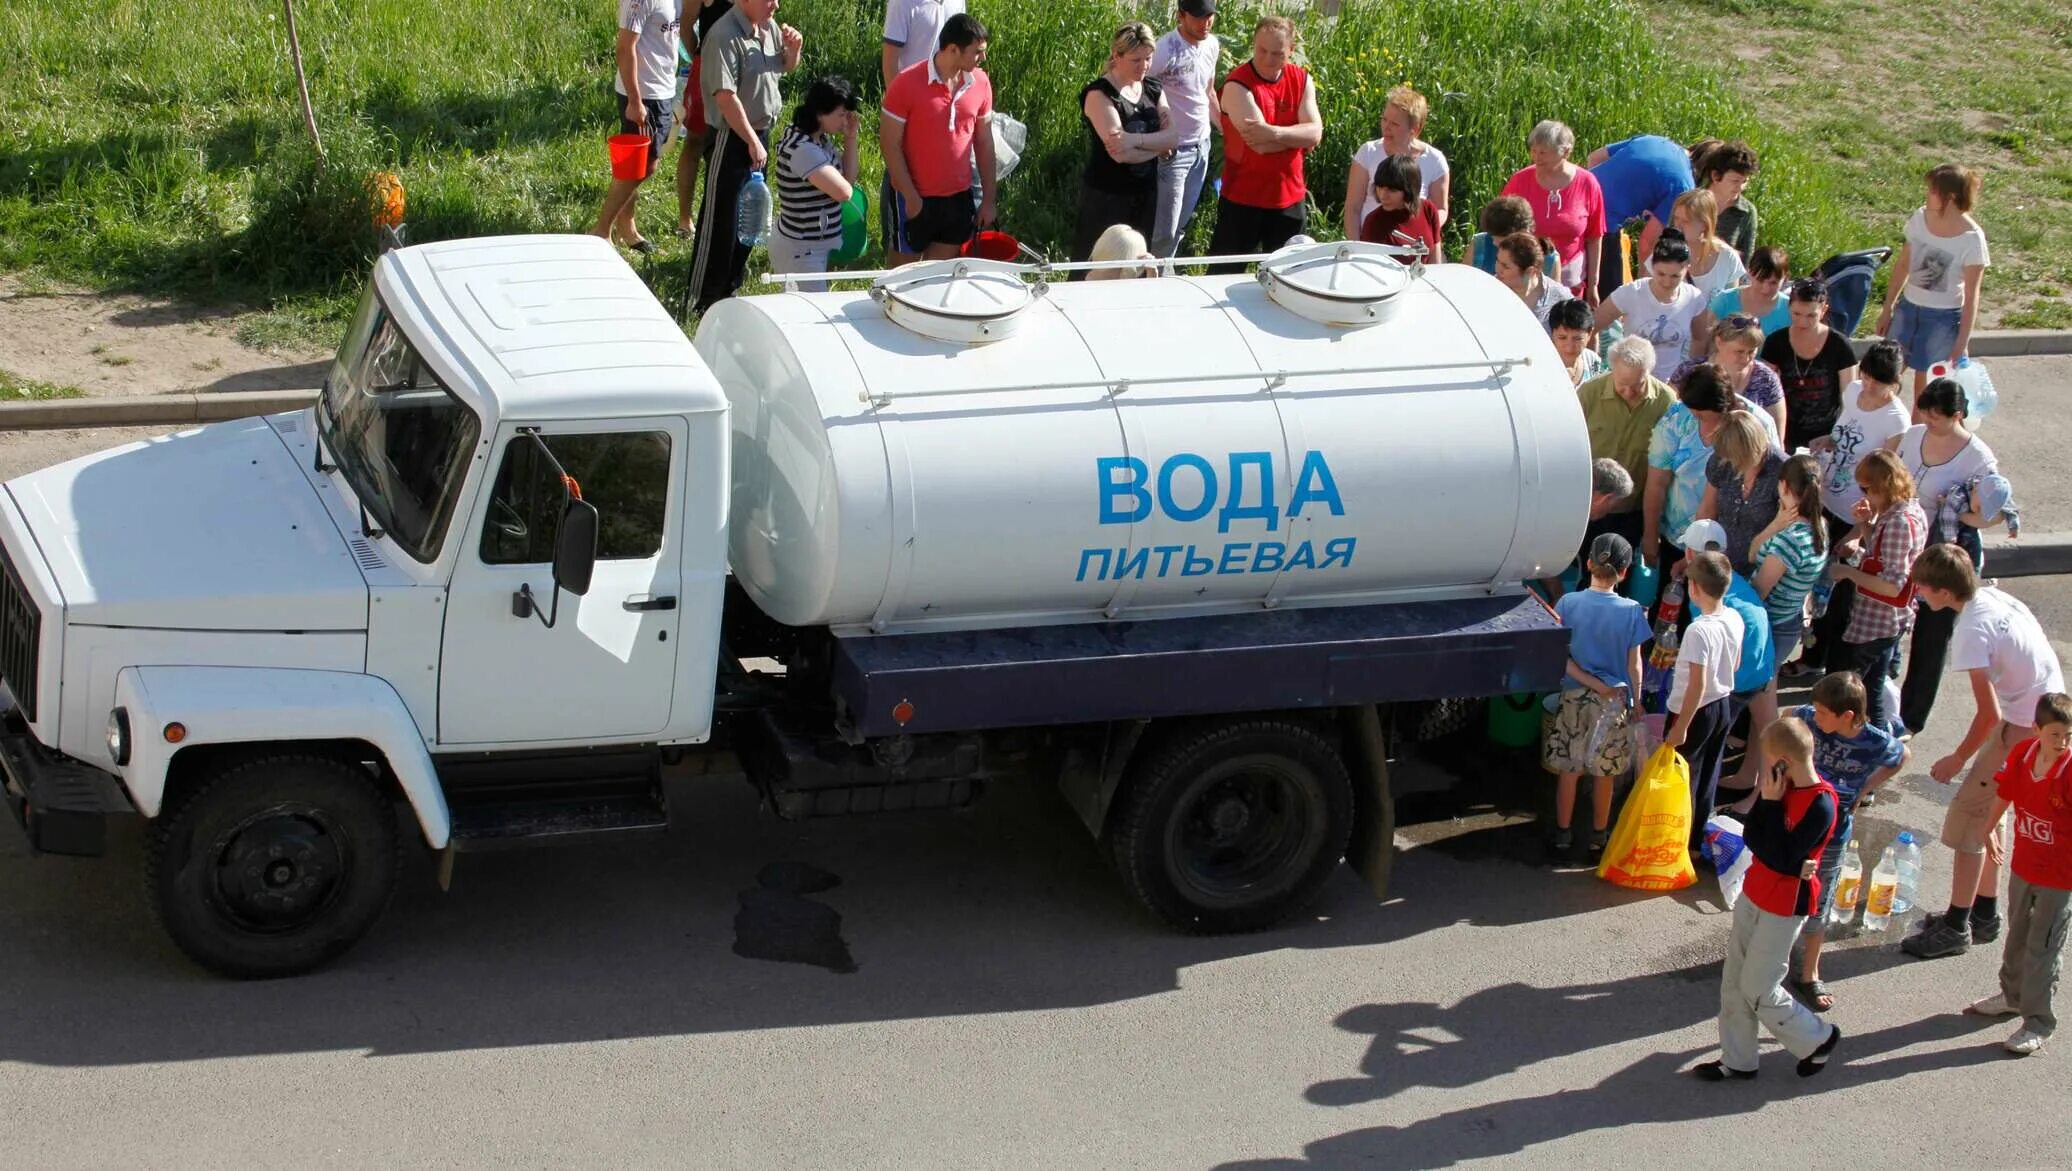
top-left (1073, 22), bottom-right (1177, 270)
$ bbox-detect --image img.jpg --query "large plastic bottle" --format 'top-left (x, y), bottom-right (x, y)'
top-left (736, 171), bottom-right (772, 248)
top-left (1892, 830), bottom-right (1923, 915)
top-left (1863, 844), bottom-right (1899, 931)
top-left (1642, 575), bottom-right (1687, 712)
top-left (1829, 839), bottom-right (1863, 929)
top-left (1927, 357), bottom-right (1997, 424)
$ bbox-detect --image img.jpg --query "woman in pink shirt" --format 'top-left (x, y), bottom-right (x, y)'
top-left (1502, 119), bottom-right (1605, 303)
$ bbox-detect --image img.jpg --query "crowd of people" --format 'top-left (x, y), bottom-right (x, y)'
top-left (584, 0), bottom-right (2059, 1072)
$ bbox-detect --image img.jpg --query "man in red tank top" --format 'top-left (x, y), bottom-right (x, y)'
top-left (1206, 15), bottom-right (1321, 268)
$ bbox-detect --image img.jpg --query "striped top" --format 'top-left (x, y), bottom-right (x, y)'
top-left (1755, 520), bottom-right (1822, 629)
top-left (775, 127), bottom-right (841, 242)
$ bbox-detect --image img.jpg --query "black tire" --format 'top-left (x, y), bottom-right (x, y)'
top-left (1108, 719), bottom-right (1354, 934)
top-left (146, 754), bottom-right (399, 979)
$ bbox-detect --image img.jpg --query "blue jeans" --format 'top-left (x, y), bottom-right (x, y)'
top-left (1847, 635), bottom-right (1902, 733)
top-left (1152, 140), bottom-right (1210, 258)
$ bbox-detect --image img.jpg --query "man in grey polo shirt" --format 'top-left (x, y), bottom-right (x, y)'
top-left (688, 0), bottom-right (802, 315)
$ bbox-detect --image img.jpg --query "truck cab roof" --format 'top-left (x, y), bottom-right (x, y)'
top-left (376, 234), bottom-right (726, 425)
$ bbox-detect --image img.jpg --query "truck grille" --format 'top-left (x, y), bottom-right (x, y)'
top-left (0, 539), bottom-right (40, 722)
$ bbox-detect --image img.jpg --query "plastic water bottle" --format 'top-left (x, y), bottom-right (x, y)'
top-left (1863, 844), bottom-right (1899, 931)
top-left (736, 171), bottom-right (771, 248)
top-left (1829, 839), bottom-right (1863, 929)
top-left (1892, 830), bottom-right (1923, 915)
top-left (1927, 357), bottom-right (1997, 424)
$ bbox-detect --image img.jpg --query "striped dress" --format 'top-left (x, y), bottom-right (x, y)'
top-left (775, 127), bottom-right (841, 244)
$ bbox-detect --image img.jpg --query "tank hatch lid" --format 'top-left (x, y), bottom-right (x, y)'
top-left (870, 258), bottom-right (1041, 345)
top-left (1256, 240), bottom-right (1416, 328)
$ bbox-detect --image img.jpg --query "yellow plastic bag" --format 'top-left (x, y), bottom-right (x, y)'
top-left (1597, 744), bottom-right (1697, 891)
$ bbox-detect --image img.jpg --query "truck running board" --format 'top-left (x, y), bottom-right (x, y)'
top-left (447, 794), bottom-right (669, 851)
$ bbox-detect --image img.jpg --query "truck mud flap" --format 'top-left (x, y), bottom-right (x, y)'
top-left (1339, 704), bottom-right (1394, 900)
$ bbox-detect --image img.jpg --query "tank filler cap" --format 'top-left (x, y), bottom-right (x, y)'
top-left (1256, 240), bottom-right (1415, 328)
top-left (870, 258), bottom-right (1039, 345)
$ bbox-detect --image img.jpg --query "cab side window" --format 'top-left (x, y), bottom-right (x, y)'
top-left (480, 432), bottom-right (672, 564)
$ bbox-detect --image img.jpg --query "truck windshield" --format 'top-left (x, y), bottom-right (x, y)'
top-left (318, 287), bottom-right (481, 562)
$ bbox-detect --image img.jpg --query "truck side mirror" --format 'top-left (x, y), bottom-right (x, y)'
top-left (553, 498), bottom-right (599, 597)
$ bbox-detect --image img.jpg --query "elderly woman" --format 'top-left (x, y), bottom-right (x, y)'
top-left (1343, 85), bottom-right (1451, 240)
top-left (1708, 245), bottom-right (1790, 339)
top-left (1677, 314), bottom-right (1784, 435)
top-left (1494, 232), bottom-right (1571, 324)
top-left (1501, 120), bottom-right (1605, 301)
top-left (1697, 410), bottom-right (1787, 577)
top-left (1074, 22), bottom-right (1178, 266)
top-left (1578, 335), bottom-right (1675, 552)
top-left (1641, 361), bottom-right (1780, 570)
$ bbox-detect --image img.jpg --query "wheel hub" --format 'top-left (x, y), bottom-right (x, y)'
top-left (212, 812), bottom-right (344, 930)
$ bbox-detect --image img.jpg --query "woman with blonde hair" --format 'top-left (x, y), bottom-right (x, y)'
top-left (1672, 188), bottom-right (1747, 301)
top-left (1682, 313), bottom-right (1784, 434)
top-left (1697, 409), bottom-right (1786, 577)
top-left (1830, 449), bottom-right (1928, 733)
top-left (1074, 21), bottom-right (1177, 266)
top-left (1343, 84), bottom-right (1451, 239)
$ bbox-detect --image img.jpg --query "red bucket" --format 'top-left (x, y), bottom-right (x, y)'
top-left (961, 230), bottom-right (1021, 262)
top-left (607, 133), bottom-right (651, 181)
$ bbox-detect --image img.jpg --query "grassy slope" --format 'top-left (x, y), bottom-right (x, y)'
top-left (1646, 0), bottom-right (2072, 328)
top-left (5, 0), bottom-right (1873, 346)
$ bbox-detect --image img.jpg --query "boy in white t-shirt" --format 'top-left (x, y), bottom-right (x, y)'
top-left (1902, 544), bottom-right (2066, 959)
top-left (1666, 548), bottom-right (1745, 844)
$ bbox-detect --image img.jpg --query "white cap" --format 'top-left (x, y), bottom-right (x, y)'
top-left (1679, 518), bottom-right (1729, 554)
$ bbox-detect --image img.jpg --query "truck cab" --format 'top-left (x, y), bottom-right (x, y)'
top-left (3, 236), bottom-right (1580, 977)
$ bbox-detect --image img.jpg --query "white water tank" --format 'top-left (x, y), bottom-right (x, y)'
top-left (695, 244), bottom-right (1589, 635)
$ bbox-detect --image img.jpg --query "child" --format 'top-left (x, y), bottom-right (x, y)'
top-left (1800, 340), bottom-right (1910, 681)
top-left (1470, 195), bottom-right (1535, 274)
top-left (1543, 533), bottom-right (1652, 859)
top-left (1359, 154), bottom-right (1445, 260)
top-left (1789, 672), bottom-right (1910, 1012)
top-left (1902, 543), bottom-right (2065, 959)
top-left (1965, 693), bottom-right (2072, 1056)
top-left (1828, 450), bottom-right (1927, 735)
top-left (1548, 298), bottom-right (1603, 387)
top-left (1665, 549), bottom-right (1743, 844)
top-left (1696, 716), bottom-right (1842, 1081)
top-left (1874, 163), bottom-right (1990, 397)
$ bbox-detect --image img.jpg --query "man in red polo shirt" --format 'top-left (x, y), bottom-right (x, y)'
top-left (880, 12), bottom-right (997, 263)
top-left (1207, 14), bottom-right (1321, 269)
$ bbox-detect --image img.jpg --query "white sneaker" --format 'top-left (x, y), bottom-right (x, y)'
top-left (1967, 993), bottom-right (2018, 1017)
top-left (2005, 1027), bottom-right (2048, 1057)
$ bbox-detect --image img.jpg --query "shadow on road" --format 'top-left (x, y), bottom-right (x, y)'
top-left (0, 745), bottom-right (1677, 1068)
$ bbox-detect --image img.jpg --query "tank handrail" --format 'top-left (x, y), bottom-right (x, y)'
top-left (855, 357), bottom-right (1530, 406)
top-left (763, 245), bottom-right (1428, 287)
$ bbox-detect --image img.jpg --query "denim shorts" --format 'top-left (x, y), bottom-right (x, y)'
top-left (1890, 298), bottom-right (1961, 372)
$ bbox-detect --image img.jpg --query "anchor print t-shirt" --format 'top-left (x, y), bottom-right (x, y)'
top-left (1610, 278), bottom-right (1706, 379)
top-left (1899, 207), bottom-right (1990, 312)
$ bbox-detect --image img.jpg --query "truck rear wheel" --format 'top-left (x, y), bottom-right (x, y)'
top-left (1108, 719), bottom-right (1353, 934)
top-left (146, 754), bottom-right (399, 979)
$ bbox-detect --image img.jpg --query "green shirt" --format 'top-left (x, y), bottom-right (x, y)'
top-left (1717, 196), bottom-right (1758, 262)
top-left (1578, 371), bottom-right (1675, 513)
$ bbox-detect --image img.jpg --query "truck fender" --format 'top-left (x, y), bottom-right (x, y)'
top-left (113, 666), bottom-right (451, 848)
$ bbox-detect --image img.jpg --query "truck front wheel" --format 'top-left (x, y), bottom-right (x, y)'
top-left (1108, 720), bottom-right (1353, 934)
top-left (146, 754), bottom-right (400, 978)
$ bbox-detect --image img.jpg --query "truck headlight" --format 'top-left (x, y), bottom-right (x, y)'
top-left (106, 707), bottom-right (131, 767)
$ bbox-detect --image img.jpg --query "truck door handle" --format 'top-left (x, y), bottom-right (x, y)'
top-left (623, 594), bottom-right (677, 612)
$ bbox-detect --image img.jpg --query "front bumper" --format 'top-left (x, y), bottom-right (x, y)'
top-left (1, 704), bottom-right (134, 856)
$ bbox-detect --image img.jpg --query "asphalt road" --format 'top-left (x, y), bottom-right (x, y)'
top-left (4, 359), bottom-right (2071, 1167)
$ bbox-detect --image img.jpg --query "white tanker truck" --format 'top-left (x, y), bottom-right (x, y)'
top-left (0, 235), bottom-right (1588, 977)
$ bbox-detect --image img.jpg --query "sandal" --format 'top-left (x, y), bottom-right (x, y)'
top-left (1792, 977), bottom-right (1835, 1013)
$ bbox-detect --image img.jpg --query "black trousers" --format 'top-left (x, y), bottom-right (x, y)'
top-left (1207, 196), bottom-right (1304, 273)
top-left (1901, 600), bottom-right (1958, 734)
top-left (1072, 182), bottom-right (1156, 269)
top-left (1679, 695), bottom-right (1737, 845)
top-left (1813, 511), bottom-right (1857, 674)
top-left (687, 125), bottom-right (770, 317)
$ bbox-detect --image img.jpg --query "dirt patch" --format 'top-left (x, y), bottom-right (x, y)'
top-left (0, 275), bottom-right (331, 398)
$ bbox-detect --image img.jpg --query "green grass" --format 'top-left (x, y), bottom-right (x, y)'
top-left (0, 369), bottom-right (86, 401)
top-left (4, 0), bottom-right (1867, 340)
top-left (1645, 0), bottom-right (2072, 330)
